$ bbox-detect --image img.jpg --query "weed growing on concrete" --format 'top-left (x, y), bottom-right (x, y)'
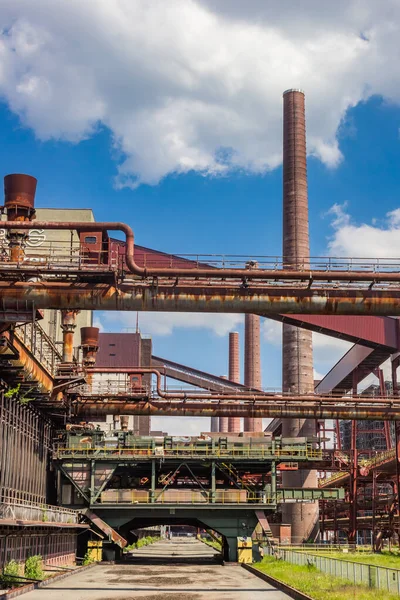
top-left (25, 555), bottom-right (43, 580)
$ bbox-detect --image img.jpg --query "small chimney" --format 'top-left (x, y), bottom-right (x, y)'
top-left (3, 174), bottom-right (37, 261)
top-left (80, 327), bottom-right (100, 367)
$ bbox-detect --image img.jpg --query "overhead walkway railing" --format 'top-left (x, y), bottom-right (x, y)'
top-left (98, 488), bottom-right (344, 505)
top-left (0, 495), bottom-right (79, 524)
top-left (53, 444), bottom-right (324, 461)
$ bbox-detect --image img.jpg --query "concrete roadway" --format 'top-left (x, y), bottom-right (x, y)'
top-left (22, 538), bottom-right (291, 600)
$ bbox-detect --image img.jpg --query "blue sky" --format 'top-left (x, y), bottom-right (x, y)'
top-left (2, 1), bottom-right (400, 433)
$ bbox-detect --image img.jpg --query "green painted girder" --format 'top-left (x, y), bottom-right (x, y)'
top-left (277, 488), bottom-right (345, 501)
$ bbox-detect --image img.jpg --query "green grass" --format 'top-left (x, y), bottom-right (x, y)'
top-left (303, 550), bottom-right (400, 569)
top-left (255, 556), bottom-right (400, 600)
top-left (199, 537), bottom-right (222, 552)
top-left (124, 535), bottom-right (160, 551)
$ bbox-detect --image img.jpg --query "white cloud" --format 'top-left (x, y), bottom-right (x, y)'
top-left (1, 1), bottom-right (400, 186)
top-left (100, 311), bottom-right (243, 336)
top-left (151, 416), bottom-right (209, 436)
top-left (262, 319), bottom-right (282, 345)
top-left (328, 204), bottom-right (400, 257)
top-left (313, 368), bottom-right (324, 382)
top-left (312, 332), bottom-right (351, 366)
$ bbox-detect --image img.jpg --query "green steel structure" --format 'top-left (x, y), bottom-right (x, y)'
top-left (54, 431), bottom-right (343, 560)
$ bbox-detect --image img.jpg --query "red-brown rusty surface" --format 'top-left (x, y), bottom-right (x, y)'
top-left (2, 282), bottom-right (400, 314)
top-left (4, 332), bottom-right (53, 393)
top-left (61, 310), bottom-right (79, 363)
top-left (4, 174), bottom-right (37, 213)
top-left (80, 327), bottom-right (99, 367)
top-left (80, 327), bottom-right (100, 347)
top-left (218, 375), bottom-right (229, 432)
top-left (74, 399), bottom-right (400, 421)
top-left (244, 315), bottom-right (263, 432)
top-left (283, 90), bottom-right (309, 268)
top-left (228, 331), bottom-right (241, 433)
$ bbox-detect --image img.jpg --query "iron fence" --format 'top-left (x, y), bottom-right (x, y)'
top-left (265, 546), bottom-right (400, 593)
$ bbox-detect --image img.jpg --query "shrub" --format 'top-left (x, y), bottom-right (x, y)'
top-left (1, 559), bottom-right (21, 588)
top-left (25, 555), bottom-right (43, 580)
top-left (82, 551), bottom-right (95, 566)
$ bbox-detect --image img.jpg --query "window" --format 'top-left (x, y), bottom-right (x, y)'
top-left (84, 236), bottom-right (97, 244)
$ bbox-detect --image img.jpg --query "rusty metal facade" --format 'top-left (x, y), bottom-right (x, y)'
top-left (244, 315), bottom-right (263, 432)
top-left (0, 391), bottom-right (51, 503)
top-left (281, 89), bottom-right (318, 543)
top-left (228, 332), bottom-right (241, 433)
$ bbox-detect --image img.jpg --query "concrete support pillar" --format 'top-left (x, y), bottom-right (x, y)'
top-left (244, 314), bottom-right (263, 432)
top-left (281, 89), bottom-right (318, 543)
top-left (210, 417), bottom-right (219, 432)
top-left (223, 536), bottom-right (238, 562)
top-left (150, 459), bottom-right (156, 503)
top-left (211, 461), bottom-right (216, 504)
top-left (228, 332), bottom-right (241, 433)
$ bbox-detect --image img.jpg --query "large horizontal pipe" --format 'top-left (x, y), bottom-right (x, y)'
top-left (2, 220), bottom-right (400, 282)
top-left (73, 399), bottom-right (400, 421)
top-left (86, 367), bottom-right (400, 403)
top-left (2, 282), bottom-right (400, 315)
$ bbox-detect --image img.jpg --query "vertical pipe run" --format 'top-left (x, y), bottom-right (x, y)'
top-left (281, 89), bottom-right (318, 543)
top-left (228, 332), bottom-right (241, 433)
top-left (61, 310), bottom-right (79, 363)
top-left (244, 314), bottom-right (263, 432)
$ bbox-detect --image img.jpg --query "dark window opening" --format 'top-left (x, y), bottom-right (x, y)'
top-left (84, 236), bottom-right (97, 244)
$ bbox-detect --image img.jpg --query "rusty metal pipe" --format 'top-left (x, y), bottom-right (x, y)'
top-left (2, 221), bottom-right (400, 282)
top-left (61, 310), bottom-right (78, 363)
top-left (86, 367), bottom-right (400, 404)
top-left (74, 399), bottom-right (400, 421)
top-left (3, 282), bottom-right (400, 315)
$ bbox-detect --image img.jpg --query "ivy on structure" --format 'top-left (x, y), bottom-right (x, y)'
top-left (4, 384), bottom-right (34, 405)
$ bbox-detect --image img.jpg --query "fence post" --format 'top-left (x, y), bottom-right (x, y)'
top-left (368, 566), bottom-right (377, 588)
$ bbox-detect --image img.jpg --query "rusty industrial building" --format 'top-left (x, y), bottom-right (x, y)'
top-left (0, 89), bottom-right (399, 567)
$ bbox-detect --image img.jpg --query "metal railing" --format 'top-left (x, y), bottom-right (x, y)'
top-left (0, 495), bottom-right (79, 524)
top-left (265, 546), bottom-right (400, 594)
top-left (0, 240), bottom-right (119, 272)
top-left (1, 235), bottom-right (400, 282)
top-left (14, 321), bottom-right (62, 376)
top-left (100, 489), bottom-right (274, 505)
top-left (319, 448), bottom-right (397, 488)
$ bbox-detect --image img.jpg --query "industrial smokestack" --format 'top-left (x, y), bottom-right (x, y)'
top-left (244, 314), bottom-right (263, 432)
top-left (228, 332), bottom-right (241, 433)
top-left (281, 89), bottom-right (318, 543)
top-left (219, 376), bottom-right (229, 432)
